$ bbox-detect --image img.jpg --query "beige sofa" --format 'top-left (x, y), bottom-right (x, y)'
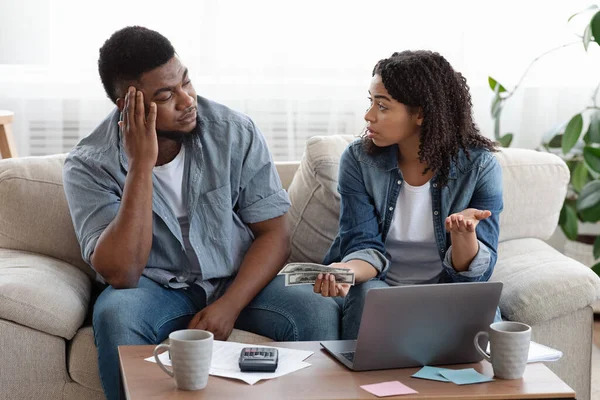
top-left (1, 135), bottom-right (599, 400)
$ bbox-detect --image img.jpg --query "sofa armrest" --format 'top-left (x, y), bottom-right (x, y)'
top-left (491, 238), bottom-right (600, 325)
top-left (0, 248), bottom-right (91, 340)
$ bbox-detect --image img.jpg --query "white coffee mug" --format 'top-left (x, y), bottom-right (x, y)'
top-left (153, 329), bottom-right (214, 391)
top-left (474, 321), bottom-right (531, 379)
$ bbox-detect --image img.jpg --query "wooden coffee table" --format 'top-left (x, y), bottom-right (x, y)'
top-left (119, 341), bottom-right (575, 399)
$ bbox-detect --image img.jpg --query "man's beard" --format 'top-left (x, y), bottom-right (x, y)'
top-left (156, 115), bottom-right (201, 143)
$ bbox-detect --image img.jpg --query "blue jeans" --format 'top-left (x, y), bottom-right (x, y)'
top-left (93, 275), bottom-right (340, 400)
top-left (340, 279), bottom-right (504, 340)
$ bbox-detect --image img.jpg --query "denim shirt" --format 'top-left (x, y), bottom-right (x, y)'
top-left (63, 96), bottom-right (290, 299)
top-left (324, 139), bottom-right (503, 283)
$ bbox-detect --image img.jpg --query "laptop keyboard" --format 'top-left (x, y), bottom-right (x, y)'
top-left (340, 351), bottom-right (355, 362)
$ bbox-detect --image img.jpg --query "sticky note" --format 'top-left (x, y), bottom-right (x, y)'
top-left (439, 368), bottom-right (494, 385)
top-left (360, 381), bottom-right (418, 397)
top-left (411, 366), bottom-right (453, 382)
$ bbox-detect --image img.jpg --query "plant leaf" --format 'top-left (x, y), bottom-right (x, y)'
top-left (583, 146), bottom-right (600, 174)
top-left (562, 113), bottom-right (583, 155)
top-left (488, 77), bottom-right (506, 93)
top-left (594, 236), bottom-right (600, 260)
top-left (547, 133), bottom-right (563, 148)
top-left (572, 161), bottom-right (590, 193)
top-left (592, 262), bottom-right (600, 277)
top-left (498, 133), bottom-right (513, 147)
top-left (568, 5), bottom-right (599, 22)
top-left (585, 112), bottom-right (600, 145)
top-left (591, 11), bottom-right (600, 47)
top-left (559, 203), bottom-right (579, 241)
top-left (584, 23), bottom-right (593, 50)
top-left (576, 180), bottom-right (600, 222)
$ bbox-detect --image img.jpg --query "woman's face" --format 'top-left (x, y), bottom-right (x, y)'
top-left (364, 74), bottom-right (422, 148)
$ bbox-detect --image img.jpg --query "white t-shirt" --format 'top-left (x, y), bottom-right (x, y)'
top-left (153, 146), bottom-right (211, 293)
top-left (153, 145), bottom-right (186, 218)
top-left (385, 180), bottom-right (442, 285)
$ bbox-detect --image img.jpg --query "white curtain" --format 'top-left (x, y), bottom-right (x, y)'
top-left (1, 0), bottom-right (599, 159)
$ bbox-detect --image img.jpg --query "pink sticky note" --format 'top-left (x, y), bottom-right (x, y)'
top-left (360, 381), bottom-right (418, 397)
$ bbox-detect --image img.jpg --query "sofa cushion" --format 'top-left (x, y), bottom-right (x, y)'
top-left (286, 136), bottom-right (570, 263)
top-left (0, 249), bottom-right (90, 340)
top-left (0, 155), bottom-right (95, 280)
top-left (276, 161), bottom-right (301, 190)
top-left (228, 328), bottom-right (272, 344)
top-left (287, 135), bottom-right (354, 263)
top-left (495, 148), bottom-right (569, 242)
top-left (67, 326), bottom-right (102, 392)
top-left (492, 238), bottom-right (600, 324)
top-left (0, 319), bottom-right (69, 400)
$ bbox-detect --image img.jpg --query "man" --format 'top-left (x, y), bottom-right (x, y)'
top-left (63, 26), bottom-right (340, 400)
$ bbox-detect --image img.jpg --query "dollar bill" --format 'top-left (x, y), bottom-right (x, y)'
top-left (280, 262), bottom-right (351, 274)
top-left (285, 272), bottom-right (355, 286)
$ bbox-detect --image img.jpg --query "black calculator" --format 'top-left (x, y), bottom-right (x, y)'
top-left (238, 347), bottom-right (278, 372)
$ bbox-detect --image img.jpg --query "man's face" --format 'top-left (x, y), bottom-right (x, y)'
top-left (117, 56), bottom-right (198, 137)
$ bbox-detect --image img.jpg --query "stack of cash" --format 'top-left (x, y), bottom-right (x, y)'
top-left (279, 262), bottom-right (355, 286)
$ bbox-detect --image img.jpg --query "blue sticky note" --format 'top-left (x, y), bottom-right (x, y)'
top-left (411, 366), bottom-right (453, 382)
top-left (439, 368), bottom-right (494, 385)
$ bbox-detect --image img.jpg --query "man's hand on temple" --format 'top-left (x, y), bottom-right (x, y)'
top-left (187, 297), bottom-right (240, 340)
top-left (119, 86), bottom-right (159, 171)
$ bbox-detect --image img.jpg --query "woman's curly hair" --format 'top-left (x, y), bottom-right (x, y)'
top-left (363, 50), bottom-right (497, 186)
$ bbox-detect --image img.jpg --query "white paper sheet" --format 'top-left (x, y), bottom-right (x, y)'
top-left (526, 341), bottom-right (563, 362)
top-left (145, 340), bottom-right (314, 385)
top-left (485, 340), bottom-right (563, 363)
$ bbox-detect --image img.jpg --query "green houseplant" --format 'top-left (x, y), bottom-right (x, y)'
top-left (488, 5), bottom-right (600, 275)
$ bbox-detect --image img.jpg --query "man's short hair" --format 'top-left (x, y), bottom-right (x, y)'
top-left (98, 26), bottom-right (175, 104)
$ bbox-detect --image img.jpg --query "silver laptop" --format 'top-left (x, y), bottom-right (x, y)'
top-left (320, 281), bottom-right (502, 371)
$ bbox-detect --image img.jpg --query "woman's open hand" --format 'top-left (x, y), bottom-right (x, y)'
top-left (445, 208), bottom-right (491, 234)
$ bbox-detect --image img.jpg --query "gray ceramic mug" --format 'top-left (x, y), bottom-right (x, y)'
top-left (153, 329), bottom-right (214, 391)
top-left (474, 321), bottom-right (531, 379)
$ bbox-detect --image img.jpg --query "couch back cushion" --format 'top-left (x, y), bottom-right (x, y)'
top-left (495, 148), bottom-right (569, 243)
top-left (0, 155), bottom-right (95, 279)
top-left (287, 136), bottom-right (570, 264)
top-left (287, 136), bottom-right (354, 262)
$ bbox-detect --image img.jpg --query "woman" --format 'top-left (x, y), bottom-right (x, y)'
top-left (314, 50), bottom-right (503, 340)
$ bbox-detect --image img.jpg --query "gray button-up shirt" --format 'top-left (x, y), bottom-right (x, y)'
top-left (63, 96), bottom-right (291, 302)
